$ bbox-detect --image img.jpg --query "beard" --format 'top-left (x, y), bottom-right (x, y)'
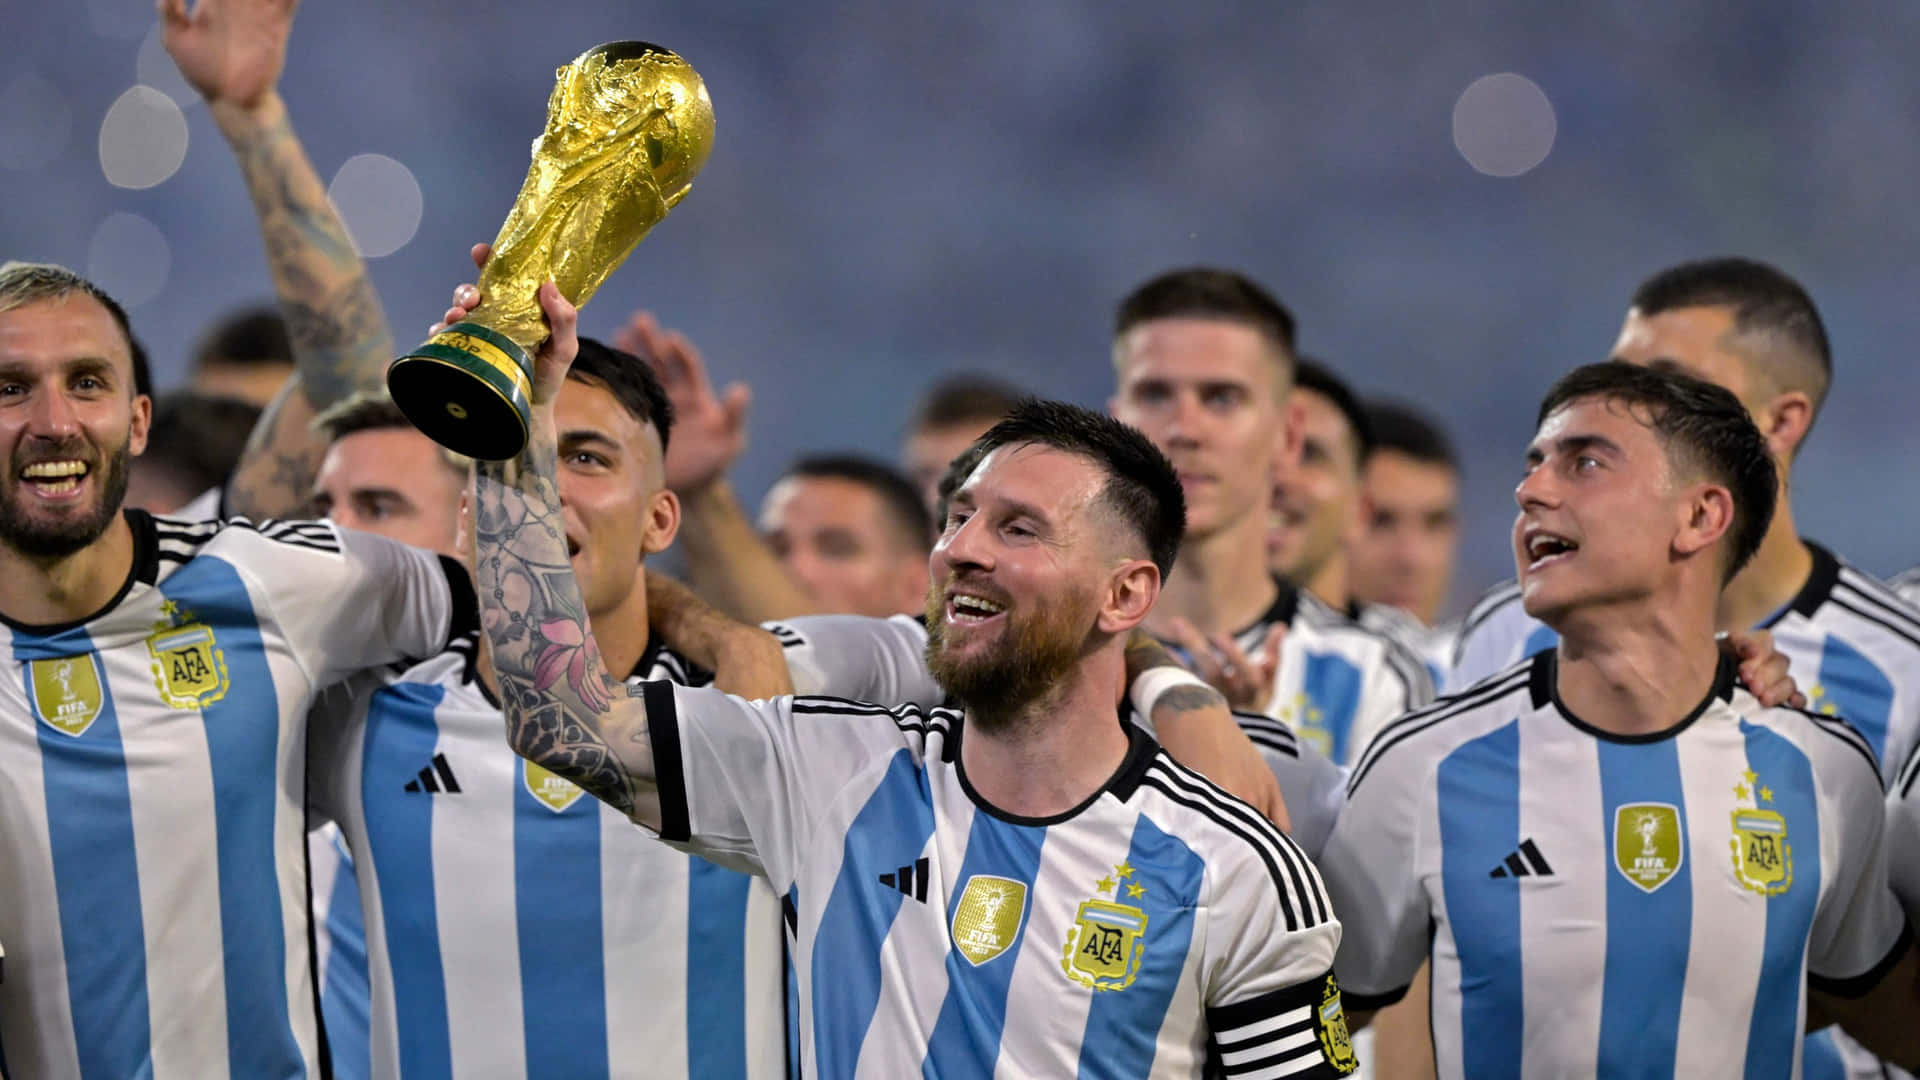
top-left (924, 576), bottom-right (1096, 730)
top-left (0, 435), bottom-right (133, 559)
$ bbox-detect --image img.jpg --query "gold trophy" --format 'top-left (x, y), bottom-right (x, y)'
top-left (388, 41), bottom-right (714, 460)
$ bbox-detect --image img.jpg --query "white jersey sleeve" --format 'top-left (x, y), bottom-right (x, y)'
top-left (1233, 710), bottom-right (1345, 861)
top-left (1350, 640), bottom-right (1433, 759)
top-left (768, 614), bottom-right (944, 708)
top-left (240, 521), bottom-right (473, 687)
top-left (1891, 743), bottom-right (1920, 928)
top-left (1805, 715), bottom-right (1911, 992)
top-left (643, 682), bottom-right (923, 888)
top-left (1317, 729), bottom-right (1431, 1006)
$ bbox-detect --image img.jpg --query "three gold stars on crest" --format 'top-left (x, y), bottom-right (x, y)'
top-left (1096, 861), bottom-right (1146, 901)
top-left (1734, 768), bottom-right (1773, 804)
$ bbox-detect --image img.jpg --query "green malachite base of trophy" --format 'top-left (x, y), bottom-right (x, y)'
top-left (388, 321), bottom-right (533, 462)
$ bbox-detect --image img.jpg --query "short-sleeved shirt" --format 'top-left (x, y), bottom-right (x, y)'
top-left (1320, 649), bottom-right (1911, 1080)
top-left (308, 634), bottom-right (786, 1080)
top-left (1890, 740), bottom-right (1920, 929)
top-left (1178, 582), bottom-right (1434, 768)
top-left (774, 613), bottom-right (1347, 859)
top-left (644, 684), bottom-right (1355, 1078)
top-left (0, 509), bottom-right (468, 1080)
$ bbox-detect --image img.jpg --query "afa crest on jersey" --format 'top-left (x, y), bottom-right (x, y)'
top-left (1315, 975), bottom-right (1359, 1075)
top-left (951, 875), bottom-right (1027, 966)
top-left (29, 654), bottom-right (105, 737)
top-left (523, 761), bottom-right (587, 813)
top-left (1729, 768), bottom-right (1792, 896)
top-left (1061, 862), bottom-right (1149, 991)
top-left (147, 603), bottom-right (229, 709)
top-left (1613, 802), bottom-right (1684, 893)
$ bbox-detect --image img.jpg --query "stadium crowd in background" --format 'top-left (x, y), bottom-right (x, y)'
top-left (2, 0), bottom-right (1918, 1077)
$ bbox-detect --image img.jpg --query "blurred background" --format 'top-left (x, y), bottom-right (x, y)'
top-left (6, 0), bottom-right (1919, 614)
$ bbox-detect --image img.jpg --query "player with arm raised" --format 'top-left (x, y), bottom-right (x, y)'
top-left (472, 293), bottom-right (1354, 1077)
top-left (1321, 361), bottom-right (1919, 1078)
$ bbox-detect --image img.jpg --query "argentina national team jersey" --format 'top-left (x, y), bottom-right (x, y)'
top-left (1448, 544), bottom-right (1920, 785)
top-left (1214, 583), bottom-right (1434, 768)
top-left (643, 684), bottom-right (1354, 1079)
top-left (0, 510), bottom-right (468, 1079)
top-left (1892, 565), bottom-right (1920, 609)
top-left (1891, 741), bottom-right (1920, 928)
top-left (773, 613), bottom-right (1346, 859)
top-left (1319, 650), bottom-right (1911, 1080)
top-left (308, 634), bottom-right (786, 1080)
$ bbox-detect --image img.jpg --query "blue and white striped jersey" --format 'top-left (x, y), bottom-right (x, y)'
top-left (647, 684), bottom-right (1354, 1079)
top-left (308, 634), bottom-right (786, 1080)
top-left (1891, 740), bottom-right (1920, 930)
top-left (1891, 565), bottom-right (1920, 609)
top-left (1320, 650), bottom-right (1910, 1080)
top-left (0, 510), bottom-right (468, 1080)
top-left (1448, 544), bottom-right (1920, 784)
top-left (1187, 583), bottom-right (1434, 768)
top-left (1355, 601), bottom-right (1451, 690)
top-left (774, 613), bottom-right (1346, 859)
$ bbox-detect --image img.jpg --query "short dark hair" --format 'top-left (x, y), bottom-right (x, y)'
top-left (961, 398), bottom-right (1185, 578)
top-left (1365, 400), bottom-right (1459, 472)
top-left (569, 337), bottom-right (674, 453)
top-left (908, 374), bottom-right (1025, 434)
top-left (0, 261), bottom-right (143, 397)
top-left (1537, 362), bottom-right (1778, 582)
top-left (138, 391), bottom-right (262, 495)
top-left (1113, 267), bottom-right (1297, 361)
top-left (314, 394), bottom-right (470, 472)
top-left (1628, 257), bottom-right (1832, 417)
top-left (782, 454), bottom-right (933, 552)
top-left (1293, 357), bottom-right (1373, 469)
top-left (192, 306), bottom-right (292, 371)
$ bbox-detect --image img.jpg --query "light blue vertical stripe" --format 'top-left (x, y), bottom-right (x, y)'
top-left (513, 772), bottom-right (608, 1079)
top-left (321, 842), bottom-right (371, 1080)
top-left (1739, 721), bottom-right (1821, 1080)
top-left (1074, 816), bottom-right (1207, 1080)
top-left (1595, 738), bottom-right (1691, 1079)
top-left (813, 751), bottom-right (937, 1078)
top-left (161, 558), bottom-right (303, 1078)
top-left (360, 682), bottom-right (453, 1079)
top-left (686, 856), bottom-right (753, 1079)
top-left (1800, 1032), bottom-right (1847, 1080)
top-left (918, 813), bottom-right (1046, 1078)
top-left (1437, 718), bottom-right (1522, 1080)
top-left (1302, 652), bottom-right (1363, 765)
top-left (1521, 624), bottom-right (1559, 662)
top-left (1813, 636), bottom-right (1892, 767)
top-left (16, 635), bottom-right (150, 1080)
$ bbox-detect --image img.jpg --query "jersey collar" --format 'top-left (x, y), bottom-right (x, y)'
top-left (1758, 540), bottom-right (1841, 627)
top-left (1231, 576), bottom-right (1300, 639)
top-left (950, 710), bottom-right (1157, 827)
top-left (1530, 646), bottom-right (1737, 744)
top-left (0, 508), bottom-right (160, 635)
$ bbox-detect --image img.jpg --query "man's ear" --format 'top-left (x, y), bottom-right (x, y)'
top-left (1096, 560), bottom-right (1160, 635)
top-left (1759, 390), bottom-right (1813, 468)
top-left (128, 392), bottom-right (152, 457)
top-left (642, 488), bottom-right (682, 558)
top-left (1673, 481), bottom-right (1735, 562)
top-left (1273, 394), bottom-right (1305, 476)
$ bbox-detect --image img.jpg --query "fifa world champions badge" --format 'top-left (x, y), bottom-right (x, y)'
top-left (147, 599), bottom-right (229, 710)
top-left (1612, 802), bottom-right (1684, 894)
top-left (1729, 767), bottom-right (1793, 896)
top-left (1061, 861), bottom-right (1149, 991)
top-left (29, 654), bottom-right (105, 737)
top-left (950, 875), bottom-right (1028, 966)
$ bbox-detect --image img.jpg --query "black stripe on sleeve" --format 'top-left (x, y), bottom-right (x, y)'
top-left (437, 555), bottom-right (479, 646)
top-left (1346, 668), bottom-right (1531, 796)
top-left (644, 680), bottom-right (692, 842)
top-left (1808, 922), bottom-right (1913, 1000)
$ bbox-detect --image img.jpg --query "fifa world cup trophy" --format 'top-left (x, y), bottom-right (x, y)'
top-left (387, 41), bottom-right (714, 459)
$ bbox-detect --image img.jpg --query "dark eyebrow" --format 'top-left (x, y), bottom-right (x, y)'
top-left (558, 430), bottom-right (620, 452)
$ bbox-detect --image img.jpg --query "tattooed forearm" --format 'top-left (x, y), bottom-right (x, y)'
top-left (473, 446), bottom-right (656, 819)
top-left (1153, 684), bottom-right (1229, 717)
top-left (222, 98), bottom-right (394, 406)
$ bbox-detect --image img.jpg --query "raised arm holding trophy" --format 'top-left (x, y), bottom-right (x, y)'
top-left (388, 40), bottom-right (713, 459)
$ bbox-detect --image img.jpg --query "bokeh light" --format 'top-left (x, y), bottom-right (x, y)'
top-left (99, 86), bottom-right (189, 189)
top-left (1452, 73), bottom-right (1556, 178)
top-left (0, 73), bottom-right (74, 172)
top-left (327, 153), bottom-right (425, 258)
top-left (86, 212), bottom-right (172, 308)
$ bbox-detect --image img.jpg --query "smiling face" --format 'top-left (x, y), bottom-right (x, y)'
top-left (1514, 396), bottom-right (1692, 624)
top-left (1267, 385), bottom-right (1364, 584)
top-left (553, 373), bottom-right (678, 617)
top-left (924, 443), bottom-right (1125, 721)
top-left (1110, 318), bottom-right (1291, 541)
top-left (0, 294), bottom-right (149, 558)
